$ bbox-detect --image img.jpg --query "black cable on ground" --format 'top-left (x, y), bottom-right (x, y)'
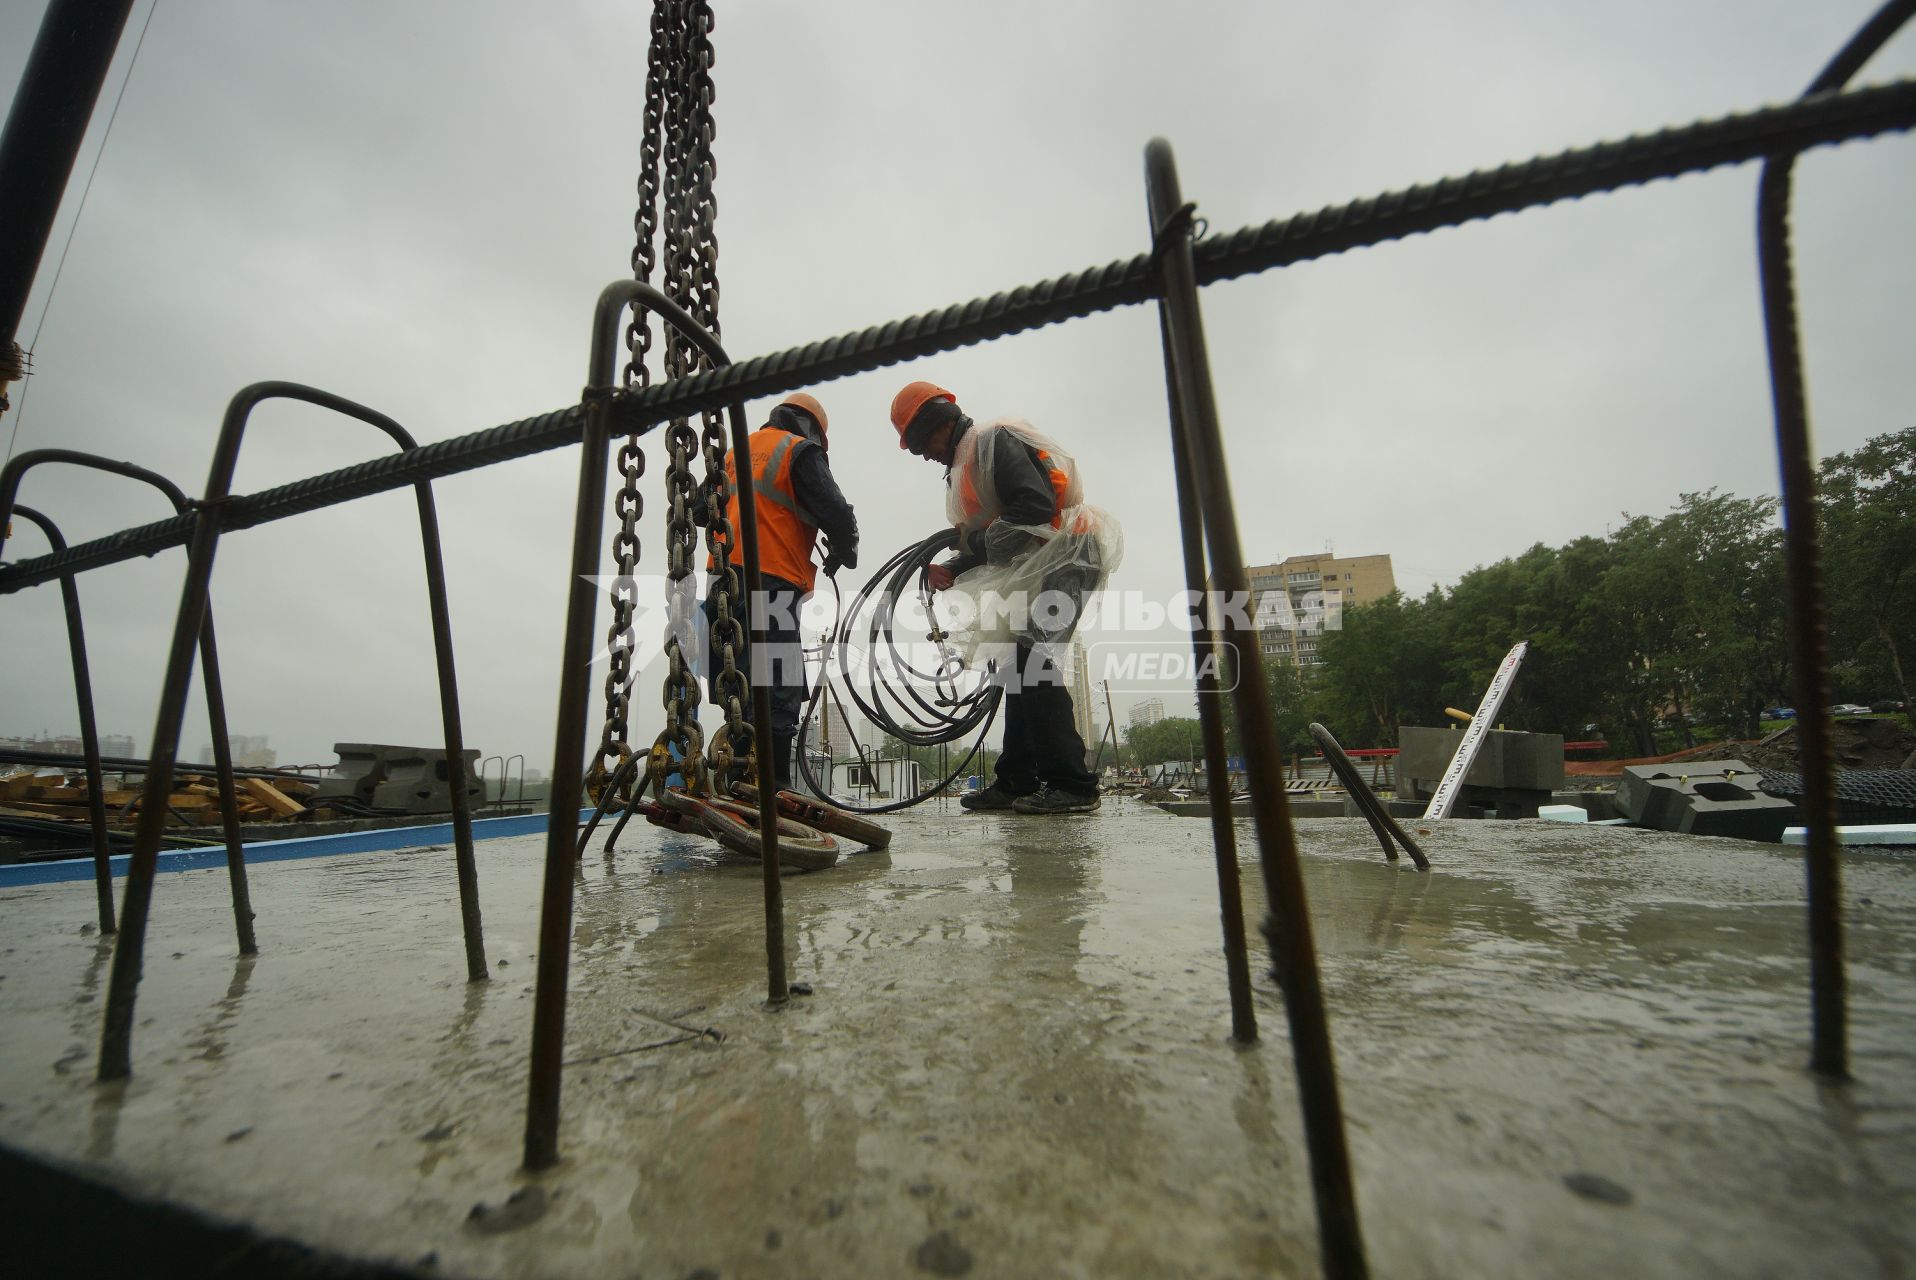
top-left (795, 530), bottom-right (1002, 814)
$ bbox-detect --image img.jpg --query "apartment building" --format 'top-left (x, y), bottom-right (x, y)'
top-left (1070, 640), bottom-right (1094, 746)
top-left (199, 734), bottom-right (277, 768)
top-left (1, 732), bottom-right (135, 758)
top-left (815, 702), bottom-right (867, 760)
top-left (1128, 697), bottom-right (1165, 729)
top-left (1246, 553), bottom-right (1396, 667)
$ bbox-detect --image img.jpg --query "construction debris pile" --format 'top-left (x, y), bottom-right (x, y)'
top-left (1740, 717), bottom-right (1916, 774)
top-left (2, 764), bottom-right (316, 832)
top-left (0, 742), bottom-right (503, 863)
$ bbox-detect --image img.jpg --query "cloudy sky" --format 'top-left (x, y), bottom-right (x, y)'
top-left (2, 0), bottom-right (1912, 771)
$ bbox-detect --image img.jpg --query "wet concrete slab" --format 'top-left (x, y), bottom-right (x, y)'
top-left (0, 801), bottom-right (1911, 1278)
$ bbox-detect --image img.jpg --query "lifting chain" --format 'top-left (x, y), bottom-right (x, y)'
top-left (671, 2), bottom-right (755, 788)
top-left (589, 0), bottom-right (740, 802)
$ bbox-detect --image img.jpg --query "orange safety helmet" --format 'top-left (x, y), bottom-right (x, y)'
top-left (780, 391), bottom-right (828, 435)
top-left (890, 380), bottom-right (954, 450)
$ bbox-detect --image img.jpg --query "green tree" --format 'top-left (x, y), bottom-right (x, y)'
top-left (1214, 647), bottom-right (1315, 756)
top-left (1310, 591), bottom-right (1446, 746)
top-left (1438, 545), bottom-right (1589, 731)
top-left (1581, 492), bottom-right (1788, 748)
top-left (1257, 467), bottom-right (1883, 760)
top-left (1121, 716), bottom-right (1205, 767)
top-left (1262, 655), bottom-right (1315, 754)
top-left (1667, 490), bottom-right (1788, 740)
top-left (1515, 535), bottom-right (1625, 738)
top-left (1595, 509), bottom-right (1696, 753)
top-left (1821, 426), bottom-right (1916, 718)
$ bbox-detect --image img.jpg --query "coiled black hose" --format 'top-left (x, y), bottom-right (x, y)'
top-left (795, 530), bottom-right (1002, 814)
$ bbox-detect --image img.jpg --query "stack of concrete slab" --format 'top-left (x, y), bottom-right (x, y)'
top-left (1615, 759), bottom-right (1798, 841)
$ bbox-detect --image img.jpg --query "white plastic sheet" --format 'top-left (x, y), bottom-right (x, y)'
top-left (936, 417), bottom-right (1122, 662)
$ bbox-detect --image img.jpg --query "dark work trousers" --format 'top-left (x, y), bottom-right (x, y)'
top-left (702, 572), bottom-right (809, 747)
top-left (993, 642), bottom-right (1098, 797)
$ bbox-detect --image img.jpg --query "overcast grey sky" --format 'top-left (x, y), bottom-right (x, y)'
top-left (2, 0), bottom-right (1912, 770)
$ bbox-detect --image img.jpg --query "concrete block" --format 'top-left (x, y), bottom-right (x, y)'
top-left (1615, 760), bottom-right (1797, 842)
top-left (1396, 726), bottom-right (1565, 796)
top-left (1538, 804), bottom-right (1588, 823)
top-left (315, 742), bottom-right (484, 815)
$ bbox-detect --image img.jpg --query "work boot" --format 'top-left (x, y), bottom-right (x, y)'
top-left (959, 780), bottom-right (1033, 812)
top-left (1010, 785), bottom-right (1101, 816)
top-left (772, 733), bottom-right (796, 791)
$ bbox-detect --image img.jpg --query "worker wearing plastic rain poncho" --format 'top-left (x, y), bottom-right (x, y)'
top-left (890, 381), bottom-right (1123, 816)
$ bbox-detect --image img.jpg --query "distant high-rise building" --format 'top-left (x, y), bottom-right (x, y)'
top-left (200, 734), bottom-right (277, 768)
top-left (817, 701), bottom-right (866, 761)
top-left (1245, 552), bottom-right (1396, 667)
top-left (0, 731), bottom-right (134, 758)
top-left (1128, 698), bottom-right (1165, 729)
top-left (1069, 640), bottom-right (1093, 746)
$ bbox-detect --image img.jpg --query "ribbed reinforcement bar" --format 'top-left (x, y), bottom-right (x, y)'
top-left (1149, 138), bottom-right (1369, 1280)
top-left (6, 505), bottom-right (115, 932)
top-left (4, 80), bottom-right (1911, 598)
top-left (1754, 0), bottom-right (1914, 1083)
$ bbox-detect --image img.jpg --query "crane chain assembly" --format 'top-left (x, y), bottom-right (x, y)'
top-left (588, 0), bottom-right (731, 805)
top-left (577, 0), bottom-right (872, 870)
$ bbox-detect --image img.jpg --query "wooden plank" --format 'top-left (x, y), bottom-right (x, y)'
top-left (1, 771), bottom-right (55, 801)
top-left (0, 800), bottom-right (91, 816)
top-left (25, 785), bottom-right (143, 806)
top-left (239, 777), bottom-right (307, 818)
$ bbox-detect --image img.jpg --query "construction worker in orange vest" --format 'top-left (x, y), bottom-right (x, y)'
top-left (891, 380), bottom-right (1117, 816)
top-left (699, 392), bottom-right (858, 789)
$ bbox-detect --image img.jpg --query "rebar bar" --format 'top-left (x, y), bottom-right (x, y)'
top-left (1147, 138), bottom-right (1369, 1280)
top-left (1754, 0), bottom-right (1915, 1082)
top-left (0, 450), bottom-right (258, 977)
top-left (523, 279), bottom-right (783, 1173)
top-left (5, 82), bottom-right (1912, 600)
top-left (1149, 303), bottom-right (1257, 1046)
top-left (7, 505), bottom-right (114, 931)
top-left (1308, 722), bottom-right (1430, 871)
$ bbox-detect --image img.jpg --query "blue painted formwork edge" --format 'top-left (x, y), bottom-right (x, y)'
top-left (0, 810), bottom-right (594, 888)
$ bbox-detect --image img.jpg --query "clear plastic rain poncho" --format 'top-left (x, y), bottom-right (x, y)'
top-left (936, 417), bottom-right (1123, 663)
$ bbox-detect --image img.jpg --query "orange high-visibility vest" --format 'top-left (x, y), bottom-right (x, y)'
top-left (710, 427), bottom-right (819, 591)
top-left (957, 445), bottom-right (1072, 531)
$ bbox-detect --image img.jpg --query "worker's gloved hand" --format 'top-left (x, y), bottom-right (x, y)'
top-left (927, 563), bottom-right (956, 592)
top-left (823, 545), bottom-right (857, 577)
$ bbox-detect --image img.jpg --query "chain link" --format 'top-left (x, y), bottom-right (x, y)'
top-left (681, 2), bottom-right (753, 784)
top-left (589, 8), bottom-right (670, 803)
top-left (591, 0), bottom-right (744, 795)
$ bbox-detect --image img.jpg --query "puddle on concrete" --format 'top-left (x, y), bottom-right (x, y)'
top-left (0, 802), bottom-right (1911, 1277)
